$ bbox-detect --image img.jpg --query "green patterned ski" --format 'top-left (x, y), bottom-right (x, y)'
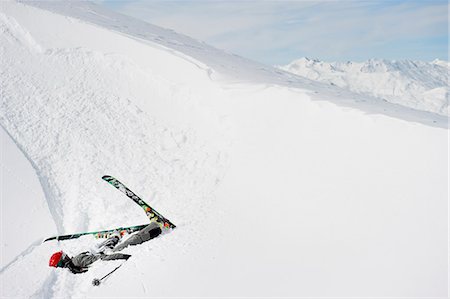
top-left (102, 175), bottom-right (176, 230)
top-left (44, 224), bottom-right (149, 242)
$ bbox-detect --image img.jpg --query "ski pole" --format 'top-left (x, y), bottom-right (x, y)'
top-left (92, 264), bottom-right (122, 286)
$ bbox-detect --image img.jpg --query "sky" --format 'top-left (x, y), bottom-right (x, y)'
top-left (100, 1), bottom-right (448, 66)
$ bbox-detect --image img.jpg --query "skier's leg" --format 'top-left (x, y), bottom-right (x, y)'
top-left (113, 222), bottom-right (162, 252)
top-left (96, 234), bottom-right (120, 253)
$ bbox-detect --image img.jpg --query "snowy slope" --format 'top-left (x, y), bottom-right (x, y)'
top-left (0, 125), bottom-right (55, 269)
top-left (280, 57), bottom-right (450, 116)
top-left (0, 1), bottom-right (448, 298)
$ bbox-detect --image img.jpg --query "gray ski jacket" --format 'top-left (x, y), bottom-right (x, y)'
top-left (71, 252), bottom-right (130, 268)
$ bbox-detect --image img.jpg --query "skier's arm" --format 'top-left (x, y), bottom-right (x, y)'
top-left (67, 262), bottom-right (88, 274)
top-left (71, 252), bottom-right (100, 268)
top-left (99, 253), bottom-right (131, 261)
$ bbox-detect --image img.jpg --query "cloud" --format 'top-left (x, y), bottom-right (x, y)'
top-left (100, 0), bottom-right (448, 65)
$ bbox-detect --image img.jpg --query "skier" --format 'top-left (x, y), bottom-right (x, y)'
top-left (48, 222), bottom-right (162, 274)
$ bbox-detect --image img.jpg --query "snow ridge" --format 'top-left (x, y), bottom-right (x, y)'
top-left (280, 57), bottom-right (449, 116)
top-left (23, 1), bottom-right (448, 128)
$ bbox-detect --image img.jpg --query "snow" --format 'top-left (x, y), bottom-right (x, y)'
top-left (0, 1), bottom-right (448, 297)
top-left (279, 57), bottom-right (450, 116)
top-left (0, 125), bottom-right (55, 269)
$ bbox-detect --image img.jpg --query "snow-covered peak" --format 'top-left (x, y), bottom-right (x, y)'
top-left (432, 59), bottom-right (450, 68)
top-left (280, 58), bottom-right (449, 116)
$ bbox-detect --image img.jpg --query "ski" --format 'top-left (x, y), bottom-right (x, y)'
top-left (102, 175), bottom-right (176, 230)
top-left (43, 224), bottom-right (149, 242)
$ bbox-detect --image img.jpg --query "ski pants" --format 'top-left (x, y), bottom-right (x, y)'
top-left (113, 222), bottom-right (162, 252)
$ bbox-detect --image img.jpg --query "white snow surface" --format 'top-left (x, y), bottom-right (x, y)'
top-left (0, 1), bottom-right (448, 298)
top-left (280, 57), bottom-right (450, 116)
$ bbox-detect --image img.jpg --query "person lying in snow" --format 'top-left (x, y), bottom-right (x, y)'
top-left (48, 222), bottom-right (162, 274)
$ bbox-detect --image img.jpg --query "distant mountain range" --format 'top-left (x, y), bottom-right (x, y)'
top-left (279, 58), bottom-right (449, 116)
